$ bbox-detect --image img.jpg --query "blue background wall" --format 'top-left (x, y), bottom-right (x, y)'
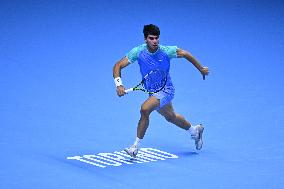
top-left (1, 0), bottom-right (284, 188)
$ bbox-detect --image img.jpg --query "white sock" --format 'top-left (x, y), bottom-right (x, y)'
top-left (187, 125), bottom-right (196, 135)
top-left (133, 137), bottom-right (142, 147)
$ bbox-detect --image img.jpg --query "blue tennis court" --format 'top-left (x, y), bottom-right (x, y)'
top-left (1, 0), bottom-right (284, 188)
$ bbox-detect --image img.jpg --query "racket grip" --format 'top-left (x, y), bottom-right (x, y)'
top-left (125, 88), bottom-right (133, 93)
top-left (203, 75), bottom-right (205, 80)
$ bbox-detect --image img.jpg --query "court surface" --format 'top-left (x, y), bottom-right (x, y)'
top-left (1, 0), bottom-right (284, 188)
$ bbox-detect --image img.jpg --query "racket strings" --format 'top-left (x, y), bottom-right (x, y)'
top-left (143, 70), bottom-right (167, 92)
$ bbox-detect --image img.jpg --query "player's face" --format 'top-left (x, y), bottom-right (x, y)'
top-left (145, 35), bottom-right (159, 53)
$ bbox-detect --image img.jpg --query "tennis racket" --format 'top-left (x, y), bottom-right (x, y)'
top-left (125, 69), bottom-right (167, 94)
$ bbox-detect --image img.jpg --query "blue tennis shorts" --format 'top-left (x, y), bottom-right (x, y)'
top-left (150, 86), bottom-right (175, 110)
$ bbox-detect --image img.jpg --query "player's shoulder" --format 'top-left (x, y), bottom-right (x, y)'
top-left (159, 45), bottom-right (178, 51)
top-left (127, 44), bottom-right (147, 56)
top-left (159, 45), bottom-right (178, 58)
top-left (126, 44), bottom-right (147, 63)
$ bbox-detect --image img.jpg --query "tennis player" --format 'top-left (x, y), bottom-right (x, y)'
top-left (113, 24), bottom-right (209, 157)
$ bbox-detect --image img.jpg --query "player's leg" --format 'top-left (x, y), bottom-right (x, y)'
top-left (137, 96), bottom-right (160, 139)
top-left (157, 102), bottom-right (192, 130)
top-left (158, 102), bottom-right (204, 150)
top-left (124, 96), bottom-right (160, 157)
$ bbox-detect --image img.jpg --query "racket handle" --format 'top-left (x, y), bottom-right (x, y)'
top-left (203, 75), bottom-right (205, 80)
top-left (125, 88), bottom-right (134, 93)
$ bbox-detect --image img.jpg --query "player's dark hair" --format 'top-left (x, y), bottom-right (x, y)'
top-left (143, 24), bottom-right (160, 38)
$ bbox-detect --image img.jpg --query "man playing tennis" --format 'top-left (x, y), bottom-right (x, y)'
top-left (113, 24), bottom-right (209, 157)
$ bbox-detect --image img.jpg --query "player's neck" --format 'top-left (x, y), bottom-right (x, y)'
top-left (147, 46), bottom-right (158, 53)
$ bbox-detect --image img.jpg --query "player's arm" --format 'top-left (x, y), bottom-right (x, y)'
top-left (177, 48), bottom-right (209, 79)
top-left (113, 56), bottom-right (130, 97)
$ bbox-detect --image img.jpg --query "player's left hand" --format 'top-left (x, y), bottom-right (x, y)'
top-left (200, 67), bottom-right (209, 79)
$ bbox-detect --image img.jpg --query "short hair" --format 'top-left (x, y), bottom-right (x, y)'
top-left (143, 24), bottom-right (160, 38)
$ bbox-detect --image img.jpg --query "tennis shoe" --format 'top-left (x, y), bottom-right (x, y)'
top-left (124, 145), bottom-right (139, 158)
top-left (191, 124), bottom-right (204, 150)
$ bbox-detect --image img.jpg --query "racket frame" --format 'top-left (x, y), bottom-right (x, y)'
top-left (125, 69), bottom-right (167, 94)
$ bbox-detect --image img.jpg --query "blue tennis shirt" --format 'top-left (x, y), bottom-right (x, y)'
top-left (126, 44), bottom-right (178, 88)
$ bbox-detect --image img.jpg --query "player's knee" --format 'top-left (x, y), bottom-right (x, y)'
top-left (140, 106), bottom-right (151, 117)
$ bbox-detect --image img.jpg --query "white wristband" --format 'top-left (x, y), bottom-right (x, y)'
top-left (114, 77), bottom-right (123, 87)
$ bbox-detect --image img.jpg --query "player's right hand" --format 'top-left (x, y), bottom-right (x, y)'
top-left (116, 85), bottom-right (126, 97)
